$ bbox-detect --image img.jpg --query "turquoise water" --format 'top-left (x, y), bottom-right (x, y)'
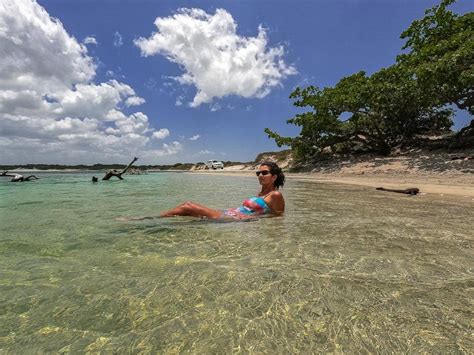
top-left (0, 172), bottom-right (472, 352)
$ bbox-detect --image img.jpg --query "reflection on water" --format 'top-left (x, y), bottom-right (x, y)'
top-left (0, 173), bottom-right (472, 352)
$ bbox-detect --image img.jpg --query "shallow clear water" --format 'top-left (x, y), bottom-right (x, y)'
top-left (0, 172), bottom-right (472, 353)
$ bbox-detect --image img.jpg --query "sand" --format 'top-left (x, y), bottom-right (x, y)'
top-left (290, 174), bottom-right (474, 198)
top-left (190, 156), bottom-right (474, 199)
top-left (5, 153), bottom-right (473, 198)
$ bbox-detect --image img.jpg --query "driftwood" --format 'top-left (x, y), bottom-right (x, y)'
top-left (101, 157), bottom-right (139, 181)
top-left (450, 155), bottom-right (474, 161)
top-left (1, 171), bottom-right (39, 182)
top-left (376, 187), bottom-right (420, 195)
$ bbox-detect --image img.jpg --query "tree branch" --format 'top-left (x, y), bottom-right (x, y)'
top-left (102, 157), bottom-right (139, 181)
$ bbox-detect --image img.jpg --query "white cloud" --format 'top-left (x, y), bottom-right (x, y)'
top-left (141, 141), bottom-right (182, 158)
top-left (152, 128), bottom-right (170, 139)
top-left (55, 80), bottom-right (136, 119)
top-left (125, 96), bottom-right (146, 107)
top-left (134, 8), bottom-right (296, 107)
top-left (210, 103), bottom-right (221, 112)
top-left (105, 112), bottom-right (151, 135)
top-left (113, 31), bottom-right (123, 47)
top-left (84, 36), bottom-right (98, 45)
top-left (161, 141), bottom-right (182, 155)
top-left (0, 0), bottom-right (176, 164)
top-left (0, 0), bottom-right (95, 93)
top-left (189, 134), bottom-right (200, 141)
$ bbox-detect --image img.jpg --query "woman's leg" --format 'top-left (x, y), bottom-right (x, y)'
top-left (160, 201), bottom-right (222, 219)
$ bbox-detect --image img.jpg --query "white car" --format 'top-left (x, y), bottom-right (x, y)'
top-left (206, 160), bottom-right (224, 169)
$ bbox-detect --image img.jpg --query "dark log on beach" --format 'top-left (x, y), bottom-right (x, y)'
top-left (376, 187), bottom-right (420, 195)
top-left (1, 171), bottom-right (40, 182)
top-left (102, 157), bottom-right (138, 180)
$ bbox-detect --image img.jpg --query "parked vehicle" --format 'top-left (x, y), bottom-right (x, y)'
top-left (205, 160), bottom-right (224, 169)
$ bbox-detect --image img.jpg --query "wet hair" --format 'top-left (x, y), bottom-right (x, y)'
top-left (260, 161), bottom-right (285, 189)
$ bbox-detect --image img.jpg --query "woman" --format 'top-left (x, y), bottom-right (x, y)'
top-left (160, 161), bottom-right (285, 219)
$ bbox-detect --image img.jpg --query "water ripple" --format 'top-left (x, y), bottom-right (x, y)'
top-left (0, 173), bottom-right (472, 352)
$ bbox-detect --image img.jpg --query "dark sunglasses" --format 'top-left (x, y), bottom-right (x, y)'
top-left (256, 170), bottom-right (271, 176)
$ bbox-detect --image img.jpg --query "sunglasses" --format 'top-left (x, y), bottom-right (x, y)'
top-left (256, 170), bottom-right (271, 176)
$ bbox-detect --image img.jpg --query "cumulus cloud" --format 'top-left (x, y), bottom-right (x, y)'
top-left (55, 80), bottom-right (139, 119)
top-left (125, 96), bottom-right (146, 107)
top-left (161, 141), bottom-right (182, 155)
top-left (189, 134), bottom-right (200, 141)
top-left (141, 141), bottom-right (183, 158)
top-left (0, 0), bottom-right (95, 93)
top-left (134, 8), bottom-right (296, 107)
top-left (0, 0), bottom-right (173, 164)
top-left (113, 31), bottom-right (123, 47)
top-left (83, 36), bottom-right (98, 45)
top-left (105, 112), bottom-right (151, 135)
top-left (152, 128), bottom-right (170, 139)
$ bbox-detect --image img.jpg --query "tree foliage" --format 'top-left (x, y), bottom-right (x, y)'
top-left (266, 0), bottom-right (472, 161)
top-left (398, 0), bottom-right (474, 114)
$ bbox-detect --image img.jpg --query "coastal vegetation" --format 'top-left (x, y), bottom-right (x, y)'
top-left (0, 154), bottom-right (283, 172)
top-left (0, 163), bottom-right (195, 171)
top-left (265, 0), bottom-right (473, 163)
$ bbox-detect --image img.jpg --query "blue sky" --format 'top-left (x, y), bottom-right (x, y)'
top-left (0, 0), bottom-right (472, 165)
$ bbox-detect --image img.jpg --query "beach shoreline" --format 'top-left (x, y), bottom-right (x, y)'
top-left (3, 154), bottom-right (473, 198)
top-left (189, 150), bottom-right (474, 198)
top-left (189, 169), bottom-right (474, 199)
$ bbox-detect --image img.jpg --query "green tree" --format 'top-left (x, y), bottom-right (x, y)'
top-left (398, 0), bottom-right (474, 114)
top-left (266, 66), bottom-right (452, 160)
top-left (266, 0), bottom-right (470, 162)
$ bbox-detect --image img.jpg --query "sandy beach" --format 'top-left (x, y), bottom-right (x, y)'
top-left (5, 153), bottom-right (473, 198)
top-left (192, 170), bottom-right (474, 198)
top-left (190, 154), bottom-right (474, 199)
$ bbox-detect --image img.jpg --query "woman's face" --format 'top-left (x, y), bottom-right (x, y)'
top-left (257, 165), bottom-right (275, 186)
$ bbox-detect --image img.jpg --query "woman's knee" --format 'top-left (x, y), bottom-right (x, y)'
top-left (182, 201), bottom-right (197, 208)
top-left (181, 201), bottom-right (197, 212)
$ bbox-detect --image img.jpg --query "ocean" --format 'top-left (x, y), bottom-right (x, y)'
top-left (0, 172), bottom-right (472, 352)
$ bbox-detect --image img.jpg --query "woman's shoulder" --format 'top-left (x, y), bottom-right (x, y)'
top-left (265, 190), bottom-right (285, 214)
top-left (265, 190), bottom-right (284, 199)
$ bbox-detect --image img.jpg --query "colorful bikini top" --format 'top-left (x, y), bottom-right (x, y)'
top-left (235, 196), bottom-right (272, 216)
